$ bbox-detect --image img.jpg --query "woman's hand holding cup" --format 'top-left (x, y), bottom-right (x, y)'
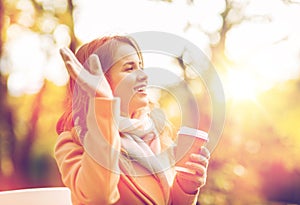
top-left (175, 127), bottom-right (210, 194)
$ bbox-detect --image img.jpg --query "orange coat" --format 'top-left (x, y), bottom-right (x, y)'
top-left (55, 98), bottom-right (199, 205)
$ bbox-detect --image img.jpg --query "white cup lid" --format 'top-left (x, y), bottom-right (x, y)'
top-left (178, 126), bottom-right (209, 141)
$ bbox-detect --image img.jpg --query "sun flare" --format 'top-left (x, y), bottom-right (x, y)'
top-left (226, 70), bottom-right (258, 101)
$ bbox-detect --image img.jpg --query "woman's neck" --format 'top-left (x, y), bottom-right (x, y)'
top-left (120, 107), bottom-right (149, 119)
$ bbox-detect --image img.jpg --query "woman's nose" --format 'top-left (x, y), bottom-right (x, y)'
top-left (136, 69), bottom-right (148, 82)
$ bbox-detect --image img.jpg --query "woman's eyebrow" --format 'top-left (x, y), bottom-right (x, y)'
top-left (122, 61), bottom-right (142, 67)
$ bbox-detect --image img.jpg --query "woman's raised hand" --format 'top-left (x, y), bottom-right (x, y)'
top-left (59, 47), bottom-right (113, 98)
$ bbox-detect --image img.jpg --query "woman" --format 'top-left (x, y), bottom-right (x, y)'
top-left (55, 35), bottom-right (210, 205)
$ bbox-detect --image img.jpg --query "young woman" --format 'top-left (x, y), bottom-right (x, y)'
top-left (55, 35), bottom-right (210, 205)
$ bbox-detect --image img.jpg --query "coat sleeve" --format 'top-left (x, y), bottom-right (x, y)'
top-left (55, 97), bottom-right (121, 205)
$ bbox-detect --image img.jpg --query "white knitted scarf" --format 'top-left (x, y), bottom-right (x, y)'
top-left (119, 115), bottom-right (170, 203)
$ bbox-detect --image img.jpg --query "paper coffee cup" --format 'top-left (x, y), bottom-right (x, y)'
top-left (175, 126), bottom-right (209, 174)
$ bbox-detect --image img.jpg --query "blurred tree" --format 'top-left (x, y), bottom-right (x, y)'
top-left (0, 0), bottom-right (19, 188)
top-left (258, 79), bottom-right (300, 204)
top-left (0, 0), bottom-right (78, 190)
top-left (156, 0), bottom-right (300, 204)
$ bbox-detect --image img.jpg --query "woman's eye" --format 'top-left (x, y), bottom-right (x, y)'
top-left (125, 67), bottom-right (134, 71)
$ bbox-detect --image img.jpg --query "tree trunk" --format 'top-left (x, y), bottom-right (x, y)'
top-left (0, 0), bottom-right (19, 187)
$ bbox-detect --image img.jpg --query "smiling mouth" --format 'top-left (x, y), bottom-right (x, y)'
top-left (134, 85), bottom-right (148, 93)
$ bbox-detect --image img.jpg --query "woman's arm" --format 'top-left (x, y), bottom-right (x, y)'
top-left (170, 176), bottom-right (199, 205)
top-left (170, 146), bottom-right (210, 205)
top-left (55, 97), bottom-right (121, 205)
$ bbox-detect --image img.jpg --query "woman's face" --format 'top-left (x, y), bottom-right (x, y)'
top-left (105, 43), bottom-right (149, 117)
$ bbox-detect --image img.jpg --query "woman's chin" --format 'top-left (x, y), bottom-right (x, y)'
top-left (129, 100), bottom-right (149, 117)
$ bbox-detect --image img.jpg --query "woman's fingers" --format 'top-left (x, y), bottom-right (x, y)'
top-left (65, 61), bottom-right (78, 80)
top-left (60, 47), bottom-right (76, 64)
top-left (59, 47), bottom-right (69, 62)
top-left (176, 146), bottom-right (210, 191)
top-left (88, 54), bottom-right (103, 76)
top-left (177, 156), bottom-right (208, 189)
top-left (59, 47), bottom-right (113, 98)
top-left (189, 153), bottom-right (209, 168)
top-left (177, 171), bottom-right (206, 184)
top-left (200, 146), bottom-right (210, 159)
top-left (185, 161), bottom-right (207, 176)
top-left (60, 47), bottom-right (82, 79)
top-left (86, 55), bottom-right (113, 97)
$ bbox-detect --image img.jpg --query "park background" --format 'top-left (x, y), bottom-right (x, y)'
top-left (0, 0), bottom-right (300, 204)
